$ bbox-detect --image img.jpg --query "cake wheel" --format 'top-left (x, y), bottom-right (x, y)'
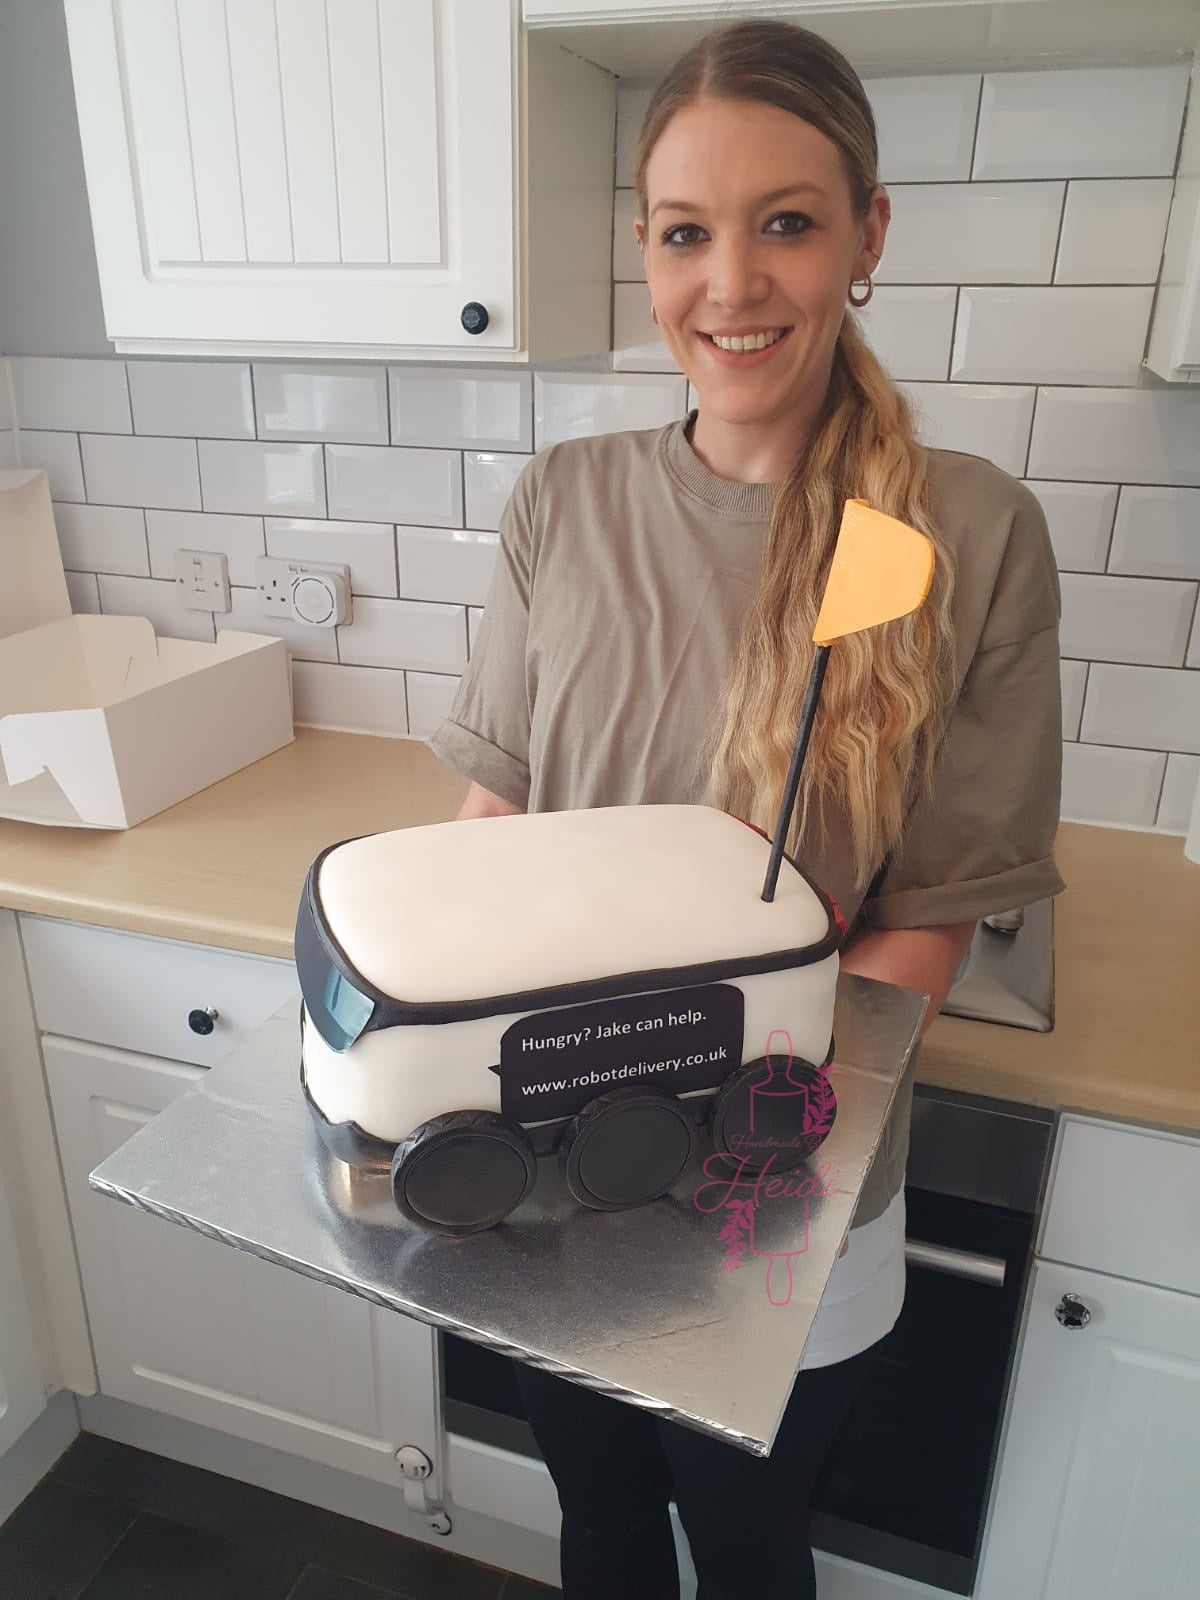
top-left (708, 1055), bottom-right (838, 1174)
top-left (558, 1086), bottom-right (696, 1212)
top-left (390, 1110), bottom-right (536, 1236)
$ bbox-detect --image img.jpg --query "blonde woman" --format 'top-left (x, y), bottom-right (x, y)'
top-left (430, 19), bottom-right (1063, 1599)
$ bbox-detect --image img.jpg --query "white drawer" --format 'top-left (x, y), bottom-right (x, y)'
top-left (20, 916), bottom-right (299, 1069)
top-left (1040, 1114), bottom-right (1200, 1298)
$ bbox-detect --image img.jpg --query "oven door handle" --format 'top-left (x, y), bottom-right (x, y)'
top-left (904, 1239), bottom-right (1007, 1287)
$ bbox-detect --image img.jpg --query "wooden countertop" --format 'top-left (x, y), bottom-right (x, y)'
top-left (1, 728), bottom-right (1196, 1134)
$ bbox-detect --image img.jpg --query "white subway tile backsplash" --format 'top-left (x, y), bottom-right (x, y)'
top-left (82, 433), bottom-right (201, 510)
top-left (1024, 482), bottom-right (1116, 573)
top-left (865, 74), bottom-right (980, 183)
top-left (53, 503), bottom-right (148, 578)
top-left (265, 517), bottom-right (397, 598)
top-left (397, 527), bottom-right (499, 607)
top-left (216, 586), bottom-right (337, 663)
top-left (407, 672), bottom-right (463, 740)
top-left (326, 445), bottom-right (462, 527)
top-left (613, 283), bottom-right (680, 374)
top-left (0, 362), bottom-right (12, 431)
top-left (338, 596), bottom-right (467, 673)
top-left (198, 439), bottom-right (324, 517)
top-left (128, 360), bottom-right (254, 439)
top-left (64, 571), bottom-right (100, 615)
top-left (11, 357), bottom-right (130, 433)
top-left (254, 364), bottom-right (388, 445)
top-left (1060, 742), bottom-right (1166, 828)
top-left (1061, 660), bottom-right (1087, 739)
top-left (464, 451), bottom-right (526, 532)
top-left (1189, 617), bottom-right (1200, 671)
top-left (973, 65), bottom-right (1189, 181)
top-left (467, 606), bottom-right (483, 654)
top-left (1108, 488), bottom-right (1200, 582)
top-left (612, 189), bottom-right (644, 282)
top-left (389, 368), bottom-right (533, 452)
top-left (19, 431), bottom-right (84, 502)
top-left (98, 574), bottom-right (215, 643)
top-left (1027, 389), bottom-right (1200, 487)
top-left (535, 372), bottom-right (688, 449)
top-left (1158, 753), bottom-right (1200, 833)
top-left (876, 183), bottom-right (1063, 286)
top-left (856, 287), bottom-right (957, 381)
top-left (1059, 574), bottom-right (1197, 667)
top-left (615, 86), bottom-right (652, 188)
top-left (147, 510), bottom-right (265, 587)
top-left (0, 433), bottom-right (17, 470)
top-left (1055, 180), bottom-right (1174, 285)
top-left (951, 287), bottom-right (1152, 386)
top-left (291, 660), bottom-right (408, 736)
top-left (902, 382), bottom-right (1035, 476)
top-left (1082, 664), bottom-right (1200, 754)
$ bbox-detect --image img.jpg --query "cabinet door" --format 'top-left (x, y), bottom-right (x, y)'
top-left (64, 0), bottom-right (519, 356)
top-left (45, 1035), bottom-right (443, 1497)
top-left (0, 1163), bottom-right (45, 1459)
top-left (976, 1260), bottom-right (1200, 1599)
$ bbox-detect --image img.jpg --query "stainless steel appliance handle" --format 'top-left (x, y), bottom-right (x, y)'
top-left (904, 1239), bottom-right (1006, 1287)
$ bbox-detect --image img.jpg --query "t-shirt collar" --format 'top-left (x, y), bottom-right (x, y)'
top-left (663, 409), bottom-right (778, 522)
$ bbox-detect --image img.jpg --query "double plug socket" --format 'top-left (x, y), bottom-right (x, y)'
top-left (255, 556), bottom-right (352, 629)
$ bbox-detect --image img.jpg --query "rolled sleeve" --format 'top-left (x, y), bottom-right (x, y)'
top-left (862, 488), bottom-right (1067, 930)
top-left (425, 457), bottom-right (541, 809)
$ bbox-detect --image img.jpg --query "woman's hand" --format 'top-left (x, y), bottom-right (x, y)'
top-left (837, 920), bottom-right (976, 1034)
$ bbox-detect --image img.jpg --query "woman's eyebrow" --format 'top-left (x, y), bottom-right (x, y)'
top-left (650, 182), bottom-right (828, 219)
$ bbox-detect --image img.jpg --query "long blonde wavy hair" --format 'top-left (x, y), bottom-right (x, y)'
top-left (634, 21), bottom-right (957, 890)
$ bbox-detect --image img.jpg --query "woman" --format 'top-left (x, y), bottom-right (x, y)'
top-left (430, 19), bottom-right (1064, 1599)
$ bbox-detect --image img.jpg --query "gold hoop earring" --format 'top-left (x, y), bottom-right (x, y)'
top-left (848, 276), bottom-right (874, 308)
top-left (650, 303), bottom-right (659, 326)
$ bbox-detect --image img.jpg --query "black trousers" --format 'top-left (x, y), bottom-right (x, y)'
top-left (512, 1341), bottom-right (879, 1600)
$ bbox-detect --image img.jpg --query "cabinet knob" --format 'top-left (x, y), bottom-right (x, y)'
top-left (188, 1006), bottom-right (219, 1037)
top-left (460, 301), bottom-right (489, 335)
top-left (1055, 1292), bottom-right (1092, 1329)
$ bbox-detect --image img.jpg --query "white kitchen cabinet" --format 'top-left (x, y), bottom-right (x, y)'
top-left (976, 1259), bottom-right (1200, 1599)
top-left (0, 1160), bottom-right (45, 1461)
top-left (44, 1033), bottom-right (446, 1504)
top-left (63, 0), bottom-right (614, 361)
top-left (1146, 60), bottom-right (1200, 384)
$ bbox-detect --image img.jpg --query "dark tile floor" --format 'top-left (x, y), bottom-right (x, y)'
top-left (0, 1433), bottom-right (561, 1600)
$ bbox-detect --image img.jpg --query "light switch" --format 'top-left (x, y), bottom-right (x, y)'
top-left (174, 549), bottom-right (231, 613)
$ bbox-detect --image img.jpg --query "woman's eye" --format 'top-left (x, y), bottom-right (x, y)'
top-left (765, 211), bottom-right (813, 237)
top-left (661, 223), bottom-right (707, 249)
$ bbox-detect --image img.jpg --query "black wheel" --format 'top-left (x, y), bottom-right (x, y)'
top-left (391, 1110), bottom-right (536, 1236)
top-left (558, 1086), bottom-right (695, 1212)
top-left (708, 1053), bottom-right (837, 1173)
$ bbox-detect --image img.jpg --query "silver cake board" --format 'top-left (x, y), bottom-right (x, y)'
top-left (89, 973), bottom-right (924, 1457)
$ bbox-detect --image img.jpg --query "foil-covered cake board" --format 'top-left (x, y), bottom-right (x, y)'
top-left (90, 974), bottom-right (924, 1457)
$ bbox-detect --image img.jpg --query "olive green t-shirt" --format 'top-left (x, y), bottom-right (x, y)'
top-left (429, 414), bottom-right (1065, 1226)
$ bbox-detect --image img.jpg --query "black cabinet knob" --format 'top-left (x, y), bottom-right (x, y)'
top-left (188, 1007), bottom-right (219, 1037)
top-left (460, 301), bottom-right (489, 335)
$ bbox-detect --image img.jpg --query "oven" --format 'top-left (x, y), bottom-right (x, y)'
top-left (441, 1082), bottom-right (1055, 1596)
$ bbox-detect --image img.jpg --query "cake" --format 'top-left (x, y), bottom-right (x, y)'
top-left (297, 803), bottom-right (842, 1235)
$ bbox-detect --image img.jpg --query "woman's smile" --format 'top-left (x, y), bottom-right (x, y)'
top-left (699, 325), bottom-right (795, 365)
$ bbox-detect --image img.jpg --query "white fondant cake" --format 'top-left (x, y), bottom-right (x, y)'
top-left (297, 804), bottom-right (842, 1232)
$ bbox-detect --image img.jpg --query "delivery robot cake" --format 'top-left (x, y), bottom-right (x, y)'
top-left (297, 501), bottom-right (934, 1236)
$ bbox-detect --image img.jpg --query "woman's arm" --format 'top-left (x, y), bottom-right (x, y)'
top-left (455, 782), bottom-right (526, 821)
top-left (838, 920), bottom-right (976, 1034)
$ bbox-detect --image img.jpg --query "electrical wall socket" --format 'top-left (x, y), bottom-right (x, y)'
top-left (254, 556), bottom-right (351, 629)
top-left (175, 549), bottom-right (231, 613)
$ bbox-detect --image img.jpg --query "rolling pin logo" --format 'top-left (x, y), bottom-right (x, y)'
top-left (692, 1029), bottom-right (841, 1307)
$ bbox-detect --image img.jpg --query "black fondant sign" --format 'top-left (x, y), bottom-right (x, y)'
top-left (494, 984), bottom-right (745, 1124)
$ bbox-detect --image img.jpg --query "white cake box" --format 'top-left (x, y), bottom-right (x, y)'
top-left (0, 468), bottom-right (294, 828)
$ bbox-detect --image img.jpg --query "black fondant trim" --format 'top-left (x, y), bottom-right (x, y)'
top-left (300, 1059), bottom-right (397, 1171)
top-left (301, 833), bottom-right (843, 1033)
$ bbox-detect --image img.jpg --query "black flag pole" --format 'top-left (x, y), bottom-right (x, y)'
top-left (760, 644), bottom-right (831, 903)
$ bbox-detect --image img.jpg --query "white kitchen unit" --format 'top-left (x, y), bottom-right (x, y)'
top-left (975, 1114), bottom-right (1200, 1598)
top-left (1146, 61), bottom-right (1200, 384)
top-left (22, 918), bottom-right (449, 1525)
top-left (0, 1162), bottom-right (45, 1462)
top-left (62, 0), bottom-right (614, 362)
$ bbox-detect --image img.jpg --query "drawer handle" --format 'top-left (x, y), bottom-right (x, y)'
top-left (188, 1007), bottom-right (220, 1037)
top-left (904, 1240), bottom-right (1006, 1287)
top-left (1054, 1293), bottom-right (1092, 1330)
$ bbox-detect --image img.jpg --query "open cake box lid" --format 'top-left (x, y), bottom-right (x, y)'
top-left (0, 468), bottom-right (294, 829)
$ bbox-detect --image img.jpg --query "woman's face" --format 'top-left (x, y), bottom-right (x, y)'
top-left (635, 97), bottom-right (889, 429)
